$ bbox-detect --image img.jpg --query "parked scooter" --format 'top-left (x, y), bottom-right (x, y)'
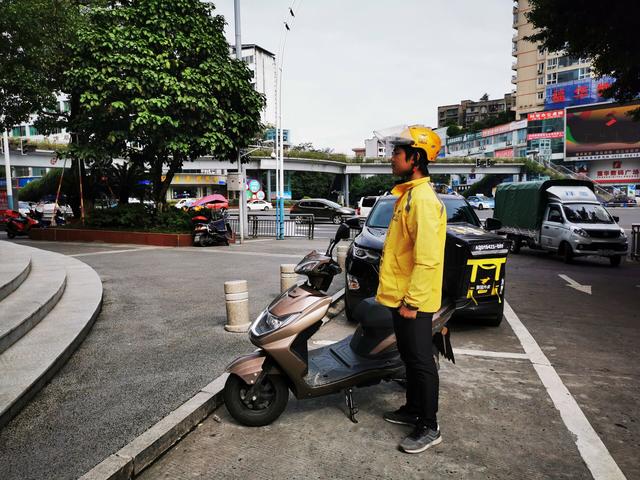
top-left (223, 221), bottom-right (455, 426)
top-left (5, 211), bottom-right (40, 238)
top-left (191, 210), bottom-right (233, 247)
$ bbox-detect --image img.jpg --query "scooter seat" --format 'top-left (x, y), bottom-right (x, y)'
top-left (353, 297), bottom-right (393, 328)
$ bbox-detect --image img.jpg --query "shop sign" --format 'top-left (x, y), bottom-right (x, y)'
top-left (592, 160), bottom-right (640, 184)
top-left (494, 148), bottom-right (513, 158)
top-left (526, 131), bottom-right (564, 141)
top-left (481, 120), bottom-right (527, 138)
top-left (527, 110), bottom-right (564, 121)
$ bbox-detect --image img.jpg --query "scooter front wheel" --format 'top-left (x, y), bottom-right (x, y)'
top-left (224, 373), bottom-right (289, 427)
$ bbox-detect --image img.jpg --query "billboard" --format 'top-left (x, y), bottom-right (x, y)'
top-left (527, 110), bottom-right (564, 121)
top-left (566, 102), bottom-right (640, 161)
top-left (545, 76), bottom-right (615, 109)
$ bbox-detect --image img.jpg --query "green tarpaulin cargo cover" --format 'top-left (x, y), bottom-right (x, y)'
top-left (494, 179), bottom-right (594, 231)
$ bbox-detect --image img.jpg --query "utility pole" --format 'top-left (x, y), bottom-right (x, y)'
top-left (234, 0), bottom-right (248, 243)
top-left (3, 130), bottom-right (13, 210)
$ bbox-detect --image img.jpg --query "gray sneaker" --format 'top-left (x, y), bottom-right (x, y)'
top-left (383, 407), bottom-right (420, 426)
top-left (399, 425), bottom-right (442, 454)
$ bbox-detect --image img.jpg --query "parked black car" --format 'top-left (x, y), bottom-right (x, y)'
top-left (290, 198), bottom-right (356, 224)
top-left (345, 194), bottom-right (510, 326)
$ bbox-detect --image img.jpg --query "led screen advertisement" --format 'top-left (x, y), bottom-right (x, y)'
top-left (565, 102), bottom-right (640, 161)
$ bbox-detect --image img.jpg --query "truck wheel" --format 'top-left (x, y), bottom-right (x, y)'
top-left (224, 374), bottom-right (289, 427)
top-left (561, 242), bottom-right (574, 264)
top-left (508, 235), bottom-right (521, 254)
top-left (609, 256), bottom-right (622, 267)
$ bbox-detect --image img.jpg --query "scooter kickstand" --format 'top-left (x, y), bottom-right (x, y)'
top-left (344, 388), bottom-right (359, 424)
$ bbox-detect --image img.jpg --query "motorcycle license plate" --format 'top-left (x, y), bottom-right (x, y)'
top-left (194, 234), bottom-right (201, 242)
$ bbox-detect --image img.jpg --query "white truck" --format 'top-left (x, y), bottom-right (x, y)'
top-left (494, 179), bottom-right (628, 266)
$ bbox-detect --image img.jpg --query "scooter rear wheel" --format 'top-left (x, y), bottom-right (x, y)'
top-left (224, 374), bottom-right (289, 427)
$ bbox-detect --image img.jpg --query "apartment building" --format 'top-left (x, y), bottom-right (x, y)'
top-left (437, 94), bottom-right (515, 129)
top-left (511, 0), bottom-right (593, 119)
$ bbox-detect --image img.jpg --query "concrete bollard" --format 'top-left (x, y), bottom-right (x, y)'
top-left (280, 264), bottom-right (298, 292)
top-left (224, 280), bottom-right (250, 332)
top-left (336, 245), bottom-right (349, 270)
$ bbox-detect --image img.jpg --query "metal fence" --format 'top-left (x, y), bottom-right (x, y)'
top-left (227, 214), bottom-right (315, 239)
top-left (631, 224), bottom-right (640, 260)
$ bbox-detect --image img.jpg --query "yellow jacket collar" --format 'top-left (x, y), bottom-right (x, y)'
top-left (391, 176), bottom-right (431, 196)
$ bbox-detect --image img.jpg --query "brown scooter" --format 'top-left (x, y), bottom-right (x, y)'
top-left (223, 222), bottom-right (454, 426)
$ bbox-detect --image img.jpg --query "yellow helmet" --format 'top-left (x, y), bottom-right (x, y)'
top-left (374, 124), bottom-right (442, 162)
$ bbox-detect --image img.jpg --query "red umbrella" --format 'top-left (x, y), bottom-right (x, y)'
top-left (194, 194), bottom-right (228, 206)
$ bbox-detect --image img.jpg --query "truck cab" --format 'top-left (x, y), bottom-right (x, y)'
top-left (495, 180), bottom-right (628, 266)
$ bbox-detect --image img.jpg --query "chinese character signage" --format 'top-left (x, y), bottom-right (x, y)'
top-left (593, 161), bottom-right (640, 184)
top-left (566, 102), bottom-right (640, 161)
top-left (494, 148), bottom-right (513, 158)
top-left (527, 110), bottom-right (564, 121)
top-left (481, 120), bottom-right (527, 138)
top-left (526, 131), bottom-right (564, 141)
top-left (545, 76), bottom-right (615, 109)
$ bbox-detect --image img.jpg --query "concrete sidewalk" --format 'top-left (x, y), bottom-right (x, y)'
top-left (137, 313), bottom-right (591, 480)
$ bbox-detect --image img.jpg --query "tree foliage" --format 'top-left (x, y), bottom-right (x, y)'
top-left (349, 175), bottom-right (397, 204)
top-left (65, 0), bottom-right (265, 208)
top-left (0, 0), bottom-right (84, 131)
top-left (526, 0), bottom-right (640, 111)
top-left (290, 172), bottom-right (336, 200)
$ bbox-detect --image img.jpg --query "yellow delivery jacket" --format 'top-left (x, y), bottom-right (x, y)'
top-left (375, 177), bottom-right (446, 313)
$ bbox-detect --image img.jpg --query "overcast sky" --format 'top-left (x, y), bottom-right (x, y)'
top-left (213, 0), bottom-right (513, 154)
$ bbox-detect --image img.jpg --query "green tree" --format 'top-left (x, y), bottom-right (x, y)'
top-left (526, 0), bottom-right (640, 114)
top-left (0, 0), bottom-right (86, 132)
top-left (290, 172), bottom-right (336, 199)
top-left (349, 175), bottom-right (397, 203)
top-left (66, 0), bottom-right (264, 210)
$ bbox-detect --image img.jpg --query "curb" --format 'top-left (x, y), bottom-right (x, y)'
top-left (79, 288), bottom-right (345, 479)
top-left (79, 374), bottom-right (228, 480)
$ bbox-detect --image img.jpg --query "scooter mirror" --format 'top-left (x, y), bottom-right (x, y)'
top-left (484, 218), bottom-right (502, 231)
top-left (344, 216), bottom-right (362, 230)
top-left (334, 223), bottom-right (351, 241)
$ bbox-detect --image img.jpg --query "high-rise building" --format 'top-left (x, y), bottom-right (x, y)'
top-left (231, 44), bottom-right (277, 126)
top-left (512, 0), bottom-right (593, 119)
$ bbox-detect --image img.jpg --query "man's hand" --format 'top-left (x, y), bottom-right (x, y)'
top-left (398, 304), bottom-right (418, 319)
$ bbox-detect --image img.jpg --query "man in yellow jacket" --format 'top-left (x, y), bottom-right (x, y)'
top-left (375, 125), bottom-right (446, 454)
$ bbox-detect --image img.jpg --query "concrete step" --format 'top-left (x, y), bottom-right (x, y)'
top-left (0, 244), bottom-right (103, 429)
top-left (0, 252), bottom-right (67, 354)
top-left (0, 243), bottom-right (32, 301)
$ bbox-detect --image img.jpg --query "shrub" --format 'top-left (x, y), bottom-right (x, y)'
top-left (84, 204), bottom-right (192, 233)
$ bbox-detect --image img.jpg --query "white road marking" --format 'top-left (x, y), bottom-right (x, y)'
top-left (503, 301), bottom-right (626, 480)
top-left (453, 348), bottom-right (528, 360)
top-left (184, 248), bottom-right (301, 259)
top-left (70, 247), bottom-right (163, 257)
top-left (558, 274), bottom-right (592, 295)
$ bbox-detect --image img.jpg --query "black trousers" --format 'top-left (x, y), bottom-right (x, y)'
top-left (392, 309), bottom-right (439, 429)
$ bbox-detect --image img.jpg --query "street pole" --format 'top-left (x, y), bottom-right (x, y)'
top-left (278, 71), bottom-right (285, 239)
top-left (3, 130), bottom-right (14, 210)
top-left (234, 0), bottom-right (247, 243)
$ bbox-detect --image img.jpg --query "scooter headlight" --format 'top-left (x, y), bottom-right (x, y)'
top-left (251, 310), bottom-right (298, 336)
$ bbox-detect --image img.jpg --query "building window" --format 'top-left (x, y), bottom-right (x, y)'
top-left (546, 72), bottom-right (557, 85)
top-left (12, 126), bottom-right (26, 137)
top-left (537, 62), bottom-right (544, 74)
top-left (242, 55), bottom-right (254, 64)
top-left (547, 58), bottom-right (558, 69)
top-left (61, 101), bottom-right (70, 113)
top-left (29, 125), bottom-right (39, 136)
top-left (537, 76), bottom-right (544, 86)
top-left (578, 67), bottom-right (590, 79)
top-left (537, 92), bottom-right (544, 100)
